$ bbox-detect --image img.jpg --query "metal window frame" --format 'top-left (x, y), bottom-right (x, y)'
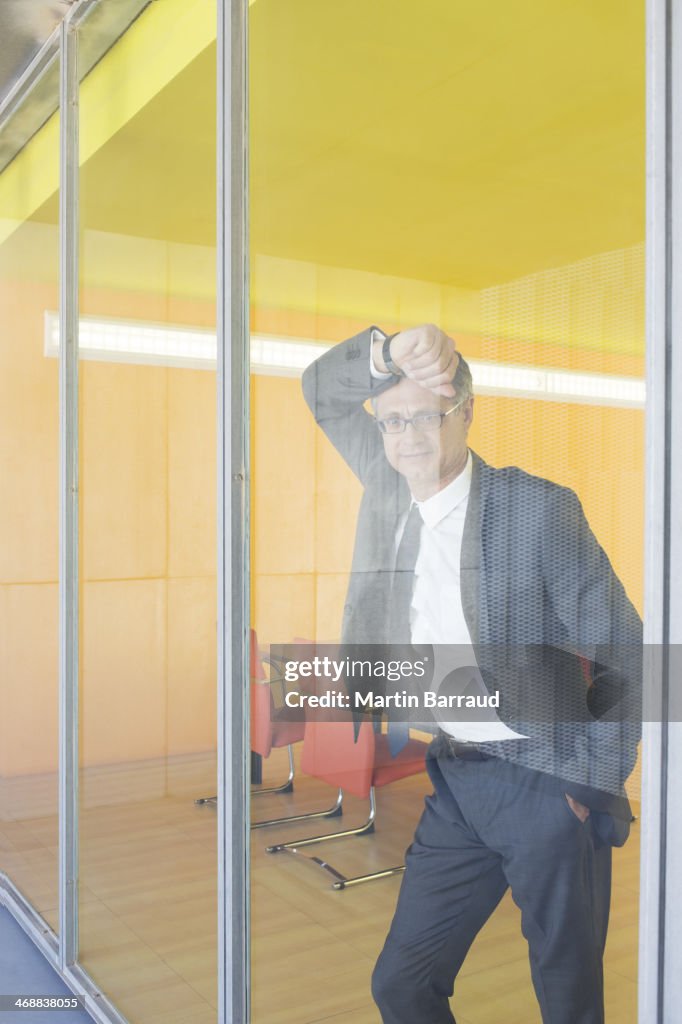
top-left (652, 0), bottom-right (682, 1019)
top-left (217, 0), bottom-right (250, 1021)
top-left (58, 9), bottom-right (79, 974)
top-left (0, 0), bottom-right (151, 177)
top-left (639, 1), bottom-right (678, 1022)
top-left (0, 31), bottom-right (60, 176)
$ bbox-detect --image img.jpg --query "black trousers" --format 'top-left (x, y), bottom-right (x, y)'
top-left (372, 750), bottom-right (612, 1024)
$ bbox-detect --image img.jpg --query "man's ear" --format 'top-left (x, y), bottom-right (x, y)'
top-left (463, 396), bottom-right (474, 429)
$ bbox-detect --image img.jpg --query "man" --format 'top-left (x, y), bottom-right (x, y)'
top-left (302, 324), bottom-right (642, 1024)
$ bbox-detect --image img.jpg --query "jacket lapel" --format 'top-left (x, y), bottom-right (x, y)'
top-left (342, 461), bottom-right (409, 645)
top-left (461, 451), bottom-right (488, 645)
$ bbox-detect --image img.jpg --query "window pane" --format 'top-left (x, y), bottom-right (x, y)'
top-left (250, 3), bottom-right (644, 1022)
top-left (0, 96), bottom-right (60, 934)
top-left (76, 5), bottom-right (218, 1021)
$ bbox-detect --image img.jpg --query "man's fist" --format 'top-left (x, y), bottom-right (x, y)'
top-left (374, 324), bottom-right (459, 398)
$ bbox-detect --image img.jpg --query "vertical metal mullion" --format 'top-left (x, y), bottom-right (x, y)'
top-left (217, 0), bottom-right (249, 1021)
top-left (640, 1), bottom-right (666, 1019)
top-left (640, 0), bottom-right (682, 1021)
top-left (58, 14), bottom-right (79, 972)
top-left (661, 0), bottom-right (682, 1018)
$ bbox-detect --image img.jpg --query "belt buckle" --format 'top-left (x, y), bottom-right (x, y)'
top-left (454, 741), bottom-right (481, 760)
top-left (436, 732), bottom-right (472, 758)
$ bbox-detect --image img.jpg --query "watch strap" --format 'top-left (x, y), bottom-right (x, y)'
top-left (381, 333), bottom-right (402, 376)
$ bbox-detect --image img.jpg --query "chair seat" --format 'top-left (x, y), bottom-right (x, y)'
top-left (372, 735), bottom-right (428, 788)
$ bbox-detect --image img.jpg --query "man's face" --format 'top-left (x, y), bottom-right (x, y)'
top-left (374, 376), bottom-right (474, 500)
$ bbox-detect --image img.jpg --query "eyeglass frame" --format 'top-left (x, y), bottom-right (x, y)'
top-left (374, 396), bottom-right (469, 435)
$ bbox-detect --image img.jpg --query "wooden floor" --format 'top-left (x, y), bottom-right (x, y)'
top-left (0, 749), bottom-right (639, 1024)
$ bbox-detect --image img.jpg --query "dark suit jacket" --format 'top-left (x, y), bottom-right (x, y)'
top-left (302, 327), bottom-right (642, 840)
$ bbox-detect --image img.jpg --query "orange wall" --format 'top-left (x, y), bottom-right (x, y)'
top-left (0, 269), bottom-right (60, 779)
top-left (0, 251), bottom-right (218, 776)
top-left (0, 251), bottom-right (644, 777)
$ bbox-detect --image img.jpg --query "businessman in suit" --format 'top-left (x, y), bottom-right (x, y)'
top-left (302, 324), bottom-right (642, 1024)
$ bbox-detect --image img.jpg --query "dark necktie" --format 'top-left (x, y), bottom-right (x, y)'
top-left (388, 503), bottom-right (423, 644)
top-left (387, 504), bottom-right (423, 755)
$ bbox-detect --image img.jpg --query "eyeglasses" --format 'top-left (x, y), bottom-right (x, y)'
top-left (375, 397), bottom-right (467, 435)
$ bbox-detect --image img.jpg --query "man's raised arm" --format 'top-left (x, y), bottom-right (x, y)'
top-left (301, 324), bottom-right (459, 483)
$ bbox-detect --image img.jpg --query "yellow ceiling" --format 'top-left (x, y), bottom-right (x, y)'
top-left (29, 0), bottom-right (644, 292)
top-left (250, 0), bottom-right (644, 289)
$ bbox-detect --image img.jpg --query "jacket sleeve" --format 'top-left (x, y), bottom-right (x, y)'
top-left (301, 328), bottom-right (398, 485)
top-left (541, 485), bottom-right (643, 805)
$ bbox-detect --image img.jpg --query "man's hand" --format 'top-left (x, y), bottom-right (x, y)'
top-left (565, 795), bottom-right (590, 823)
top-left (374, 324), bottom-right (459, 397)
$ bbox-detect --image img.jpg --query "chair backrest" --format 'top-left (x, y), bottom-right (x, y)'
top-left (300, 667), bottom-right (377, 799)
top-left (301, 720), bottom-right (377, 800)
top-left (250, 629), bottom-right (273, 757)
top-left (251, 629), bottom-right (265, 680)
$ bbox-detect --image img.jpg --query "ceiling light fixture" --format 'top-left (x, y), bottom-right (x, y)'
top-left (44, 312), bottom-right (645, 408)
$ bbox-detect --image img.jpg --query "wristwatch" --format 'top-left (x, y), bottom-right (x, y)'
top-left (371, 328), bottom-right (403, 376)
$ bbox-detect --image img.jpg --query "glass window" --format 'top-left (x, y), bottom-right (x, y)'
top-left (0, 89), bottom-right (60, 934)
top-left (75, 4), bottom-right (219, 1021)
top-left (250, 3), bottom-right (644, 1022)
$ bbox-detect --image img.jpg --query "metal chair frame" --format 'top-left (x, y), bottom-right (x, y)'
top-left (194, 650), bottom-right (347, 827)
top-left (266, 785), bottom-right (408, 890)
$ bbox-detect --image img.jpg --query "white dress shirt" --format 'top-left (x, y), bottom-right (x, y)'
top-left (408, 455), bottom-right (473, 647)
top-left (403, 458), bottom-right (525, 743)
top-left (371, 343), bottom-right (524, 742)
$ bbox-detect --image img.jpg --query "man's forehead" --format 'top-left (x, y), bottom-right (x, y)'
top-left (374, 378), bottom-right (447, 415)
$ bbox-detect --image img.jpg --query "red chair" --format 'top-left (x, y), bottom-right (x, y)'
top-left (197, 631), bottom-right (344, 830)
top-left (249, 636), bottom-right (344, 829)
top-left (266, 712), bottom-right (428, 889)
top-left (249, 633), bottom-right (302, 796)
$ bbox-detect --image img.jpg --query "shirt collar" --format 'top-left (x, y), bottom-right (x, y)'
top-left (413, 450), bottom-right (472, 529)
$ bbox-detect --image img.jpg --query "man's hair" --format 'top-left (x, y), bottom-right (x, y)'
top-left (452, 354), bottom-right (473, 402)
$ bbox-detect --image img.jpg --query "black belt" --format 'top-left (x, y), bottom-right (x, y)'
top-left (433, 731), bottom-right (493, 761)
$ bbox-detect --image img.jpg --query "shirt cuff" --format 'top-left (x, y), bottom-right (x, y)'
top-left (369, 327), bottom-right (394, 380)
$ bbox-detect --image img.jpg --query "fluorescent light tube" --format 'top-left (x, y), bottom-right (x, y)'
top-left (44, 313), bottom-right (645, 408)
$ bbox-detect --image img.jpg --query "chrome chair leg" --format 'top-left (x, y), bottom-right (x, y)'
top-left (195, 744), bottom-right (298, 806)
top-left (252, 744), bottom-right (295, 796)
top-left (330, 864), bottom-right (405, 890)
top-left (266, 789), bottom-right (407, 888)
top-left (252, 788), bottom-right (343, 830)
top-left (266, 787), bottom-right (377, 853)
